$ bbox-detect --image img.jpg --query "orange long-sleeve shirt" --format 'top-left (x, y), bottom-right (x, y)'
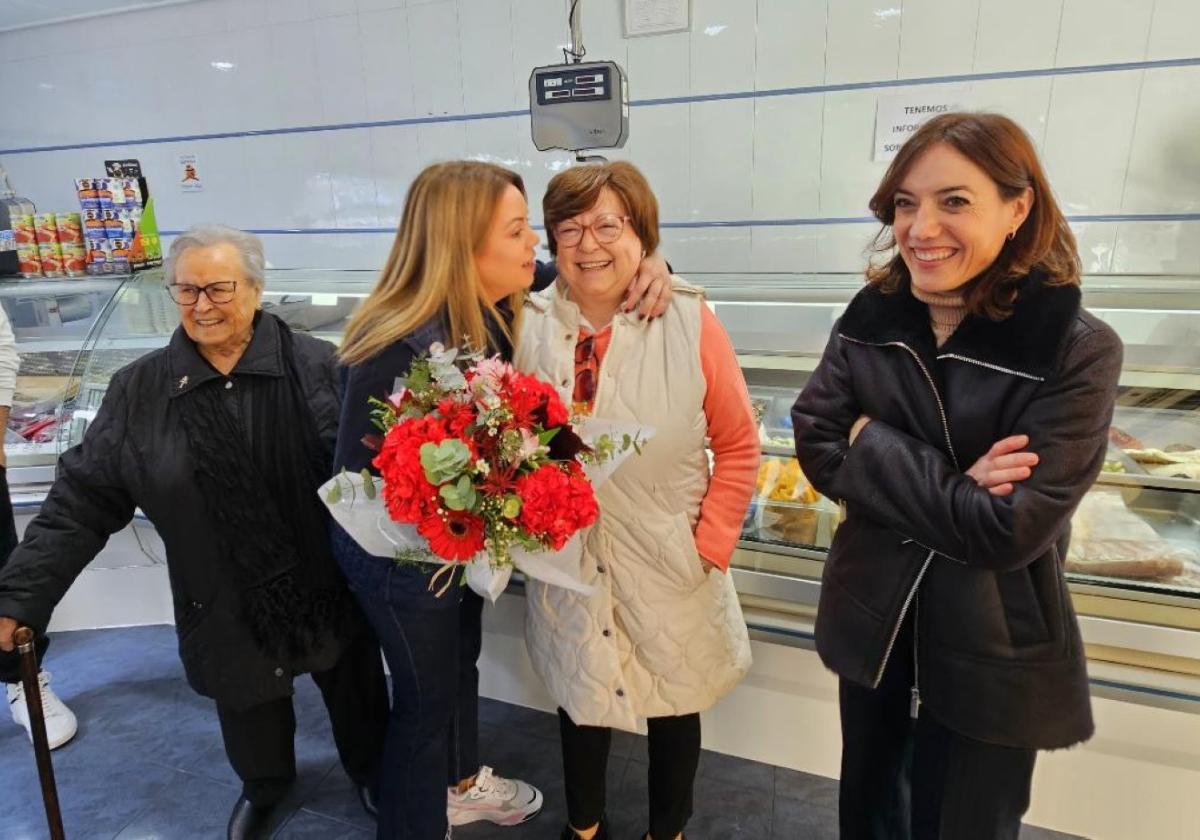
top-left (574, 305), bottom-right (760, 570)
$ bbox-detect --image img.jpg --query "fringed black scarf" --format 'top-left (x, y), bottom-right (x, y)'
top-left (178, 319), bottom-right (348, 661)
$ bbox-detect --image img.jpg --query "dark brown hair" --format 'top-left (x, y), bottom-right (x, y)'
top-left (542, 161), bottom-right (660, 257)
top-left (867, 112), bottom-right (1080, 320)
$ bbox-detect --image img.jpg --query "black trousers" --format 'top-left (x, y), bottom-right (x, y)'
top-left (838, 615), bottom-right (1037, 840)
top-left (449, 588), bottom-right (483, 786)
top-left (559, 707), bottom-right (701, 840)
top-left (216, 627), bottom-right (389, 806)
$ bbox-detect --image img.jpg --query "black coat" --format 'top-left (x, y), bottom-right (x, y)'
top-left (792, 273), bottom-right (1122, 750)
top-left (0, 313), bottom-right (363, 708)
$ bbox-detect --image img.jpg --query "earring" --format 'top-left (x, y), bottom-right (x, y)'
top-left (1006, 229), bottom-right (1016, 241)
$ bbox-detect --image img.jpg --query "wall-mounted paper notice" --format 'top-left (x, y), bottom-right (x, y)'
top-left (874, 88), bottom-right (969, 162)
top-left (625, 0), bottom-right (690, 37)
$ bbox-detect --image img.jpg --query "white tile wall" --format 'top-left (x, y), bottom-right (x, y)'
top-left (0, 0), bottom-right (1194, 275)
top-left (409, 1), bottom-right (464, 117)
top-left (313, 14), bottom-right (370, 124)
top-left (1146, 0), bottom-right (1200, 62)
top-left (690, 0), bottom-right (757, 95)
top-left (824, 0), bottom-right (902, 85)
top-left (1121, 67), bottom-right (1200, 215)
top-left (1055, 0), bottom-right (1153, 67)
top-left (1042, 71), bottom-right (1143, 215)
top-left (689, 99), bottom-right (754, 220)
top-left (358, 6), bottom-right (414, 121)
top-left (897, 0), bottom-right (980, 79)
top-left (458, 0), bottom-right (519, 112)
top-left (752, 96), bottom-right (823, 221)
top-left (368, 124), bottom-right (423, 227)
top-left (817, 89), bottom-right (888, 217)
top-left (627, 29), bottom-right (690, 101)
top-left (968, 77), bottom-right (1054, 149)
top-left (753, 0), bottom-right (826, 92)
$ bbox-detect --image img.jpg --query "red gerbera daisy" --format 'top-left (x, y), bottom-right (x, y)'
top-left (418, 510), bottom-right (486, 562)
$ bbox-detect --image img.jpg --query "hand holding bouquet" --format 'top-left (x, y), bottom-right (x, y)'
top-left (321, 344), bottom-right (647, 599)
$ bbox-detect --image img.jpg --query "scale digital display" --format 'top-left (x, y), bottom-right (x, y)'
top-left (535, 66), bottom-right (613, 106)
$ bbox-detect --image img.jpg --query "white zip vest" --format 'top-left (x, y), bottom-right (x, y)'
top-left (515, 280), bottom-right (752, 730)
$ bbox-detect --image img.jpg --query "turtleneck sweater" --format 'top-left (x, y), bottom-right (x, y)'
top-left (910, 284), bottom-right (969, 347)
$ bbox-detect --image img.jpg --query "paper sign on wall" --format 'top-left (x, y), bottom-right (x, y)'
top-left (874, 89), bottom-right (969, 162)
top-left (625, 0), bottom-right (689, 37)
top-left (178, 153), bottom-right (203, 192)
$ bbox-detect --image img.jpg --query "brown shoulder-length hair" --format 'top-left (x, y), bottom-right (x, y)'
top-left (340, 161), bottom-right (525, 365)
top-left (867, 112), bottom-right (1080, 320)
top-left (542, 160), bottom-right (660, 257)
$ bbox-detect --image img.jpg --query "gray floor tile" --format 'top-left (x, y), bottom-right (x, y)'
top-left (685, 774), bottom-right (774, 839)
top-left (504, 702), bottom-right (562, 743)
top-left (113, 767), bottom-right (238, 839)
top-left (1020, 825), bottom-right (1085, 839)
top-left (773, 765), bottom-right (838, 809)
top-left (274, 810), bottom-right (372, 839)
top-left (697, 749), bottom-right (776, 796)
top-left (772, 793), bottom-right (838, 840)
top-left (296, 763), bottom-right (375, 831)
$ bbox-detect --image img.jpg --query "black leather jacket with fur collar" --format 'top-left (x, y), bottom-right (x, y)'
top-left (793, 271), bottom-right (1122, 749)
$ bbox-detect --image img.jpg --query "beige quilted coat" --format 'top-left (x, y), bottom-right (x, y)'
top-left (515, 281), bottom-right (752, 731)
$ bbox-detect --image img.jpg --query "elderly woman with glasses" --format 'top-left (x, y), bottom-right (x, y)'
top-left (0, 225), bottom-right (389, 840)
top-left (514, 162), bottom-right (760, 840)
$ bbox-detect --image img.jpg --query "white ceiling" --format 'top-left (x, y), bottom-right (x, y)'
top-left (0, 0), bottom-right (201, 33)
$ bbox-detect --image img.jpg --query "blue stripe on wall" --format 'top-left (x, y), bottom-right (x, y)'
top-left (158, 213), bottom-right (1200, 237)
top-left (3, 56), bottom-right (1199, 156)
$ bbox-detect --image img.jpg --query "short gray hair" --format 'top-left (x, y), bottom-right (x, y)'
top-left (165, 224), bottom-right (266, 290)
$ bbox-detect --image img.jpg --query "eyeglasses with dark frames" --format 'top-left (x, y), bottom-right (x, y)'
top-left (165, 281), bottom-right (239, 305)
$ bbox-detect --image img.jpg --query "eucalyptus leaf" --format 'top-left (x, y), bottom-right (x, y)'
top-left (420, 439), bottom-right (471, 484)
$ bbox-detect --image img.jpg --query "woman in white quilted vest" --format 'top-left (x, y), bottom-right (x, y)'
top-left (515, 161), bottom-right (760, 840)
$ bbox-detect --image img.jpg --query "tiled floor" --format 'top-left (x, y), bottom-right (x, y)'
top-left (1, 626), bottom-right (1083, 839)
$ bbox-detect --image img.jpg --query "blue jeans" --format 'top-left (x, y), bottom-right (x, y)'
top-left (334, 524), bottom-right (468, 840)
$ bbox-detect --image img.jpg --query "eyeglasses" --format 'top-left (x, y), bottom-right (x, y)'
top-left (165, 281), bottom-right (239, 305)
top-left (574, 334), bottom-right (597, 406)
top-left (555, 214), bottom-right (631, 248)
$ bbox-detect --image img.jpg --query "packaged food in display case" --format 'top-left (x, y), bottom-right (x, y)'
top-left (748, 455), bottom-right (839, 548)
top-left (1068, 490), bottom-right (1200, 583)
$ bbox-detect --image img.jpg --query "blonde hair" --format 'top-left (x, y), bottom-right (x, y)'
top-left (340, 161), bottom-right (527, 365)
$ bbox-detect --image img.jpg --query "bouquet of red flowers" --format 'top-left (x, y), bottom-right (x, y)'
top-left (321, 344), bottom-right (645, 597)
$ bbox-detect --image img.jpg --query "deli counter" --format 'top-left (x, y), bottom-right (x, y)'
top-left (6, 269), bottom-right (1200, 702)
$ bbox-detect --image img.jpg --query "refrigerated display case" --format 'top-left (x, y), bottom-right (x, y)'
top-left (32, 268), bottom-right (1200, 691)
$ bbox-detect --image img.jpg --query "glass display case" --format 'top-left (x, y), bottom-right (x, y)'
top-left (706, 274), bottom-right (1200, 654)
top-left (0, 276), bottom-right (128, 490)
top-left (24, 268), bottom-right (1200, 678)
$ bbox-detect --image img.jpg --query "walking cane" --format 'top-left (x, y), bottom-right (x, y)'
top-left (15, 626), bottom-right (66, 840)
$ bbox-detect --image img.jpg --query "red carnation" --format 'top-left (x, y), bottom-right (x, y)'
top-left (515, 463), bottom-right (599, 550)
top-left (419, 510), bottom-right (486, 562)
top-left (373, 415), bottom-right (451, 523)
top-left (437, 396), bottom-right (476, 437)
top-left (506, 372), bottom-right (569, 429)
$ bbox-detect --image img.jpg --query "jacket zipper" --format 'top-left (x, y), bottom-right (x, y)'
top-left (935, 352), bottom-right (1045, 382)
top-left (911, 596), bottom-right (922, 718)
top-left (838, 334), bottom-right (958, 702)
top-left (874, 550), bottom-right (933, 689)
top-left (838, 334), bottom-right (960, 469)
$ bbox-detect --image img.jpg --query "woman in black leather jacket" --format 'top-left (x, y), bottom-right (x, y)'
top-left (792, 113), bottom-right (1122, 840)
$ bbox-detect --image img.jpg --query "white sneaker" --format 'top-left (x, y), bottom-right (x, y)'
top-left (8, 671), bottom-right (78, 750)
top-left (447, 765), bottom-right (543, 827)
